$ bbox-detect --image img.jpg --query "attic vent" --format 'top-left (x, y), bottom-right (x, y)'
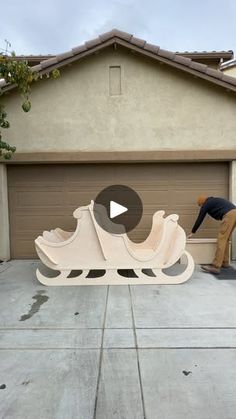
top-left (109, 66), bottom-right (121, 95)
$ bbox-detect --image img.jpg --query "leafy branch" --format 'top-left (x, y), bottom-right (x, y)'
top-left (0, 54), bottom-right (60, 159)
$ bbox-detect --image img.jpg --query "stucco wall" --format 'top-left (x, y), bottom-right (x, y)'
top-left (222, 66), bottom-right (236, 78)
top-left (2, 46), bottom-right (236, 152)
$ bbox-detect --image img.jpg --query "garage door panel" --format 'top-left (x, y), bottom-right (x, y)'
top-left (178, 213), bottom-right (219, 238)
top-left (66, 165), bottom-right (114, 180)
top-left (11, 208), bottom-right (76, 217)
top-left (8, 163), bottom-right (229, 259)
top-left (171, 190), bottom-right (227, 205)
top-left (138, 191), bottom-right (170, 206)
top-left (8, 166), bottom-right (65, 186)
top-left (11, 239), bottom-right (36, 259)
top-left (113, 165), bottom-right (170, 181)
top-left (67, 192), bottom-right (97, 206)
top-left (12, 214), bottom-right (77, 232)
top-left (12, 191), bottom-right (64, 207)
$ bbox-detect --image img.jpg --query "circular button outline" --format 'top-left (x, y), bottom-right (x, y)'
top-left (93, 184), bottom-right (143, 235)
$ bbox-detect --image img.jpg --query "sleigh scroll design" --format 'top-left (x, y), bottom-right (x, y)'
top-left (35, 201), bottom-right (194, 286)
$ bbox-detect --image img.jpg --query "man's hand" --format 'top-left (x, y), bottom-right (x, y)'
top-left (187, 233), bottom-right (193, 239)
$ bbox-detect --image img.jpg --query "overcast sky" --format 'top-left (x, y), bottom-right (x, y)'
top-left (1, 0), bottom-right (236, 58)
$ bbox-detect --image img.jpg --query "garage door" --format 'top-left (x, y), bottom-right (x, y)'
top-left (8, 163), bottom-right (229, 259)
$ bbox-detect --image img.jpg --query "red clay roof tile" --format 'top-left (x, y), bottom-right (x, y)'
top-left (221, 73), bottom-right (236, 85)
top-left (206, 67), bottom-right (224, 79)
top-left (85, 37), bottom-right (102, 49)
top-left (157, 48), bottom-right (175, 60)
top-left (130, 36), bottom-right (146, 48)
top-left (112, 29), bottom-right (133, 41)
top-left (99, 29), bottom-right (118, 41)
top-left (72, 44), bottom-right (87, 55)
top-left (144, 43), bottom-right (160, 54)
top-left (40, 56), bottom-right (58, 68)
top-left (57, 51), bottom-right (74, 60)
top-left (173, 55), bottom-right (192, 66)
top-left (189, 61), bottom-right (208, 72)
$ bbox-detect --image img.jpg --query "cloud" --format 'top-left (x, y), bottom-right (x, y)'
top-left (0, 0), bottom-right (235, 56)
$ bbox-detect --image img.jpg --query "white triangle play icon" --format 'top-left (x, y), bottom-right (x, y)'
top-left (110, 201), bottom-right (128, 219)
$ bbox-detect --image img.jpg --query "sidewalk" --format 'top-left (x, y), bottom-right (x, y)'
top-left (1, 261), bottom-right (236, 419)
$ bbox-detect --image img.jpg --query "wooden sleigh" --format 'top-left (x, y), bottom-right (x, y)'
top-left (35, 201), bottom-right (194, 286)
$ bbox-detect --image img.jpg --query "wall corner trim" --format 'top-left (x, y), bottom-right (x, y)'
top-left (0, 165), bottom-right (10, 261)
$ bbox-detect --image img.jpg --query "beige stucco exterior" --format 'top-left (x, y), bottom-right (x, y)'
top-left (2, 45), bottom-right (236, 153)
top-left (1, 44), bottom-right (236, 261)
top-left (222, 66), bottom-right (236, 78)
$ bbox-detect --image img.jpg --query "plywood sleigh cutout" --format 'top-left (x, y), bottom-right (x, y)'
top-left (35, 201), bottom-right (194, 286)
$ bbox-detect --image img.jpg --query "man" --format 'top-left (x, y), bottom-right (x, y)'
top-left (188, 195), bottom-right (236, 274)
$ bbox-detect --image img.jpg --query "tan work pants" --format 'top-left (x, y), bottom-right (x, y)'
top-left (213, 209), bottom-right (236, 268)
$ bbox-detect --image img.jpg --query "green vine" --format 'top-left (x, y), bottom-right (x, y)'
top-left (0, 54), bottom-right (60, 159)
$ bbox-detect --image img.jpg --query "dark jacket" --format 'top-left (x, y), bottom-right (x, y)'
top-left (192, 197), bottom-right (236, 234)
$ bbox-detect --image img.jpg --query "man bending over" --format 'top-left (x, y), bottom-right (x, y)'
top-left (188, 195), bottom-right (236, 274)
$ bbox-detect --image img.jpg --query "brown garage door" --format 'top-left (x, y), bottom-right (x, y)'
top-left (8, 163), bottom-right (229, 259)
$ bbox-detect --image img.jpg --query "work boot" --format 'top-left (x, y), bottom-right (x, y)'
top-left (201, 265), bottom-right (220, 274)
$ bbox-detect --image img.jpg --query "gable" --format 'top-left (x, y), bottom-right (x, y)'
top-left (1, 29), bottom-right (236, 95)
top-left (3, 45), bottom-right (236, 154)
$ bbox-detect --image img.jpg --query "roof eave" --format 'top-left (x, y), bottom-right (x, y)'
top-left (1, 34), bottom-right (236, 94)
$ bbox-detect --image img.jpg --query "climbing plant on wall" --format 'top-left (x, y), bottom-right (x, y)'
top-left (0, 53), bottom-right (60, 159)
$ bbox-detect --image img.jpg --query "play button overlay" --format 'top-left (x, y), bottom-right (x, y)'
top-left (110, 201), bottom-right (128, 219)
top-left (94, 185), bottom-right (143, 234)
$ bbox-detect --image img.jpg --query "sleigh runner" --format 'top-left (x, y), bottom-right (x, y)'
top-left (35, 201), bottom-right (194, 286)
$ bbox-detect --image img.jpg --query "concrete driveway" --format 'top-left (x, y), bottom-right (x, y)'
top-left (1, 260), bottom-right (236, 419)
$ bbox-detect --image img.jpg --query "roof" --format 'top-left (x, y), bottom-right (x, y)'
top-left (1, 29), bottom-right (236, 93)
top-left (176, 50), bottom-right (233, 67)
top-left (176, 50), bottom-right (233, 59)
top-left (8, 55), bottom-right (55, 66)
top-left (9, 50), bottom-right (234, 67)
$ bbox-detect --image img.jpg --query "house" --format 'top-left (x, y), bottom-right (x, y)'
top-left (0, 29), bottom-right (236, 261)
top-left (221, 59), bottom-right (236, 78)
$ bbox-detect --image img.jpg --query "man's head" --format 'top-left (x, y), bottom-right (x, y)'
top-left (197, 195), bottom-right (207, 207)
